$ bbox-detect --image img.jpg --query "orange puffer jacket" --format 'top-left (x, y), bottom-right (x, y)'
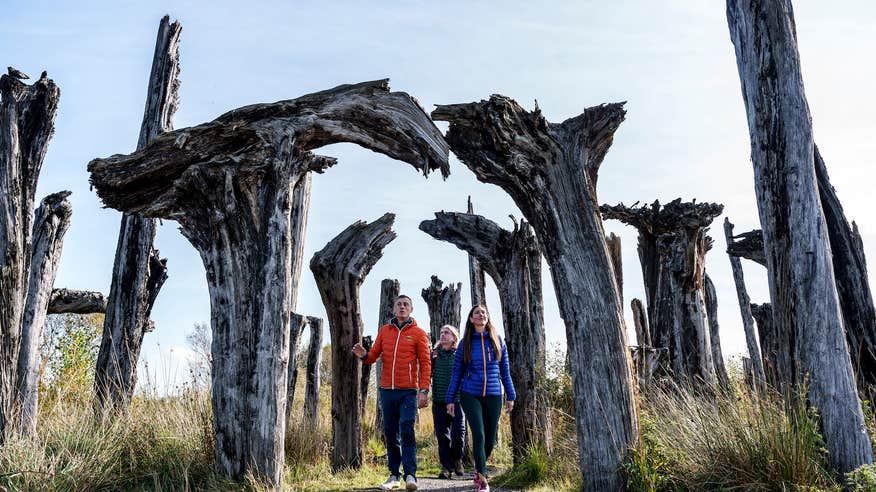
top-left (364, 318), bottom-right (431, 390)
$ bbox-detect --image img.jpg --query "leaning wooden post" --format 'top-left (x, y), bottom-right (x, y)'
top-left (286, 313), bottom-right (309, 422)
top-left (15, 192), bottom-right (72, 436)
top-left (420, 212), bottom-right (554, 461)
top-left (432, 98), bottom-right (635, 488)
top-left (88, 80), bottom-right (449, 485)
top-left (311, 214), bottom-right (397, 472)
top-left (467, 197), bottom-right (488, 308)
top-left (703, 272), bottom-right (730, 391)
top-left (723, 218), bottom-right (766, 390)
top-left (605, 232), bottom-right (623, 306)
top-left (0, 68), bottom-right (60, 443)
top-left (749, 302), bottom-right (787, 386)
top-left (374, 278), bottom-right (399, 443)
top-left (303, 316), bottom-right (323, 429)
top-left (94, 16), bottom-right (178, 417)
top-left (421, 275), bottom-right (462, 344)
top-left (602, 199), bottom-right (723, 387)
top-left (728, 0), bottom-right (873, 471)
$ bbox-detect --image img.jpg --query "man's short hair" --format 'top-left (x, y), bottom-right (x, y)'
top-left (394, 294), bottom-right (413, 304)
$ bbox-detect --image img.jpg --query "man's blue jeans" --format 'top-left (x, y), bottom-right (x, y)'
top-left (380, 388), bottom-right (418, 477)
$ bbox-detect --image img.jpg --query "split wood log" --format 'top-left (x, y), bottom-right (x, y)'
top-left (420, 212), bottom-right (552, 460)
top-left (606, 232), bottom-right (623, 306)
top-left (94, 16), bottom-right (178, 417)
top-left (286, 312), bottom-right (309, 423)
top-left (728, 0), bottom-right (873, 471)
top-left (467, 197), bottom-right (487, 308)
top-left (724, 218), bottom-right (766, 390)
top-left (359, 335), bottom-right (373, 414)
top-left (631, 298), bottom-right (650, 347)
top-left (432, 97), bottom-right (635, 488)
top-left (88, 79), bottom-right (448, 485)
top-left (421, 275), bottom-right (462, 345)
top-left (303, 316), bottom-right (323, 429)
top-left (47, 289), bottom-right (107, 314)
top-left (15, 191), bottom-right (72, 436)
top-left (601, 199), bottom-right (723, 387)
top-left (374, 278), bottom-right (399, 444)
top-left (311, 213), bottom-right (397, 472)
top-left (0, 69), bottom-right (60, 442)
top-left (704, 272), bottom-right (729, 391)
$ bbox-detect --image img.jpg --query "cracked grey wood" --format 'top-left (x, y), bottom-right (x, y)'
top-left (431, 96), bottom-right (633, 488)
top-left (303, 316), bottom-right (323, 430)
top-left (311, 214), bottom-right (397, 472)
top-left (0, 69), bottom-right (60, 443)
top-left (15, 191), bottom-right (72, 436)
top-left (286, 312), bottom-right (309, 424)
top-left (420, 212), bottom-right (552, 460)
top-left (47, 289), bottom-right (107, 314)
top-left (606, 232), bottom-right (623, 306)
top-left (421, 275), bottom-right (462, 345)
top-left (88, 79), bottom-right (448, 485)
top-left (94, 16), bottom-right (178, 418)
top-left (704, 272), bottom-right (729, 390)
top-left (728, 0), bottom-right (872, 471)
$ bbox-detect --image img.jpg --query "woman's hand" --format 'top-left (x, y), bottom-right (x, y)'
top-left (505, 400), bottom-right (514, 413)
top-left (446, 403), bottom-right (455, 417)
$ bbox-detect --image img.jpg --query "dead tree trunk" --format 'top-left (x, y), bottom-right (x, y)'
top-left (703, 272), bottom-right (729, 391)
top-left (602, 199), bottom-right (723, 387)
top-left (420, 212), bottom-right (554, 461)
top-left (631, 298), bottom-right (650, 347)
top-left (0, 69), bottom-right (60, 442)
top-left (359, 335), bottom-right (373, 415)
top-left (467, 197), bottom-right (487, 308)
top-left (88, 80), bottom-right (448, 485)
top-left (303, 316), bottom-right (323, 429)
top-left (432, 97), bottom-right (635, 489)
top-left (374, 278), bottom-right (399, 444)
top-left (48, 289), bottom-right (106, 314)
top-left (421, 275), bottom-right (462, 344)
top-left (15, 192), bottom-right (72, 436)
top-left (606, 232), bottom-right (623, 306)
top-left (286, 312), bottom-right (309, 423)
top-left (728, 0), bottom-right (873, 471)
top-left (94, 16), bottom-right (178, 417)
top-left (724, 219), bottom-right (767, 390)
top-left (290, 173), bottom-right (312, 310)
top-left (749, 302), bottom-right (790, 387)
top-left (311, 214), bottom-right (397, 472)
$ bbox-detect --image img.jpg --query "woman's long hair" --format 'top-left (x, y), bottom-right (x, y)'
top-left (461, 304), bottom-right (502, 365)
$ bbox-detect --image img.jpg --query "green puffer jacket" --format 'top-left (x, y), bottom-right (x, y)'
top-left (430, 347), bottom-right (460, 403)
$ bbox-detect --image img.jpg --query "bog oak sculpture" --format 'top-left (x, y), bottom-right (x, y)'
top-left (88, 80), bottom-right (448, 485)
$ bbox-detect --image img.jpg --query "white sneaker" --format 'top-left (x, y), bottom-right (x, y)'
top-left (380, 475), bottom-right (401, 490)
top-left (405, 474), bottom-right (418, 490)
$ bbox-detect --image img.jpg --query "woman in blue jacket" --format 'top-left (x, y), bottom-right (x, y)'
top-left (445, 305), bottom-right (515, 492)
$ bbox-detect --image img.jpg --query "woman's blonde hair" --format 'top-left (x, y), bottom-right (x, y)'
top-left (432, 324), bottom-right (460, 350)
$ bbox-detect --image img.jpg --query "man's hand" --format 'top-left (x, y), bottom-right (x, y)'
top-left (446, 403), bottom-right (455, 417)
top-left (505, 400), bottom-right (514, 413)
top-left (351, 343), bottom-right (366, 359)
top-left (417, 392), bottom-right (429, 409)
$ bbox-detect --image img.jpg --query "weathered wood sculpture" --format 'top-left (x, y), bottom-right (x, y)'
top-left (749, 302), bottom-right (788, 386)
top-left (47, 289), bottom-right (107, 314)
top-left (467, 197), bottom-right (487, 308)
top-left (0, 68), bottom-right (60, 443)
top-left (601, 199), bottom-right (723, 387)
top-left (374, 278), bottom-right (399, 444)
top-left (94, 16), bottom-right (177, 417)
top-left (311, 213), bottom-right (397, 472)
top-left (703, 273), bottom-right (729, 390)
top-left (286, 312), bottom-right (309, 423)
top-left (303, 316), bottom-right (323, 429)
top-left (431, 97), bottom-right (634, 489)
top-left (421, 275), bottom-right (462, 344)
top-left (15, 192), bottom-right (72, 436)
top-left (606, 232), bottom-right (623, 305)
top-left (420, 212), bottom-right (552, 460)
top-left (728, 0), bottom-right (873, 471)
top-left (88, 79), bottom-right (448, 485)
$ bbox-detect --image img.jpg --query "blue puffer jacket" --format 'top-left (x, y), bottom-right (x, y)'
top-left (445, 331), bottom-right (516, 401)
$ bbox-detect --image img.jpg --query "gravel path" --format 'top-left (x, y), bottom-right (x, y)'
top-left (352, 466), bottom-right (512, 491)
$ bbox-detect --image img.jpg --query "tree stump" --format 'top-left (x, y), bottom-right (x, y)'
top-left (420, 211), bottom-right (552, 460)
top-left (374, 278), bottom-right (399, 444)
top-left (728, 0), bottom-right (872, 471)
top-left (601, 199), bottom-right (723, 388)
top-left (88, 80), bottom-right (448, 485)
top-left (421, 275), bottom-right (462, 344)
top-left (15, 191), bottom-right (72, 436)
top-left (0, 68), bottom-right (60, 443)
top-left (311, 213), bottom-right (397, 472)
top-left (94, 16), bottom-right (178, 417)
top-left (303, 316), bottom-right (323, 430)
top-left (467, 197), bottom-right (487, 308)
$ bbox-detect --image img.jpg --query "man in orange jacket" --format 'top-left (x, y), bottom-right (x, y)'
top-left (352, 295), bottom-right (431, 491)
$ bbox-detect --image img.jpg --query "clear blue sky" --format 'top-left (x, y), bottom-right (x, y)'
top-left (4, 1), bottom-right (875, 392)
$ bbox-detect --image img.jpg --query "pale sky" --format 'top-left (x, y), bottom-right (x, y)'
top-left (3, 1), bottom-right (875, 392)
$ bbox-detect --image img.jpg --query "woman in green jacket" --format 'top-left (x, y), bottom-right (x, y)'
top-left (431, 325), bottom-right (466, 479)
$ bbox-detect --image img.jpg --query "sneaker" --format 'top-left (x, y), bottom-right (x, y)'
top-left (475, 473), bottom-right (490, 492)
top-left (453, 459), bottom-right (464, 476)
top-left (379, 475), bottom-right (400, 490)
top-left (404, 474), bottom-right (418, 490)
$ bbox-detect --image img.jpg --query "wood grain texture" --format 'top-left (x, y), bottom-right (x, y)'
top-left (303, 316), bottom-right (323, 430)
top-left (431, 97), bottom-right (634, 489)
top-left (728, 0), bottom-right (872, 471)
top-left (421, 275), bottom-right (462, 345)
top-left (47, 289), bottom-right (106, 314)
top-left (704, 272), bottom-right (729, 391)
